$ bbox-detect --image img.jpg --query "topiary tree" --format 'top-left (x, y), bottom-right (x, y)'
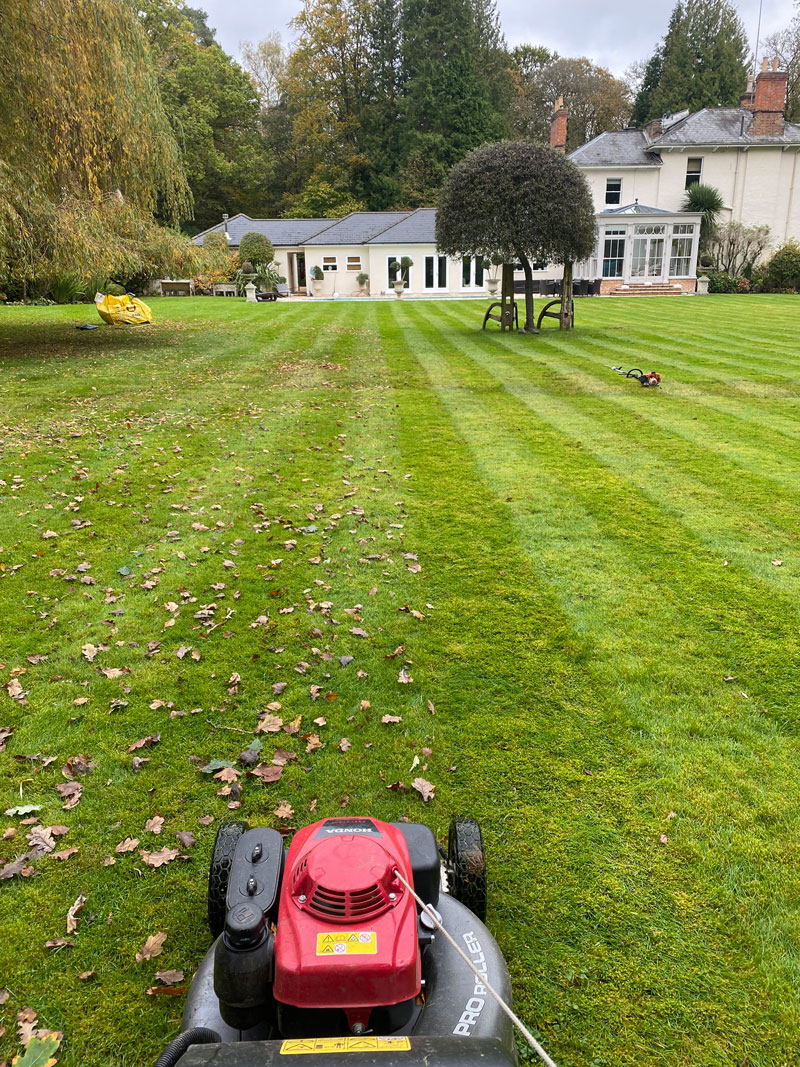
top-left (436, 142), bottom-right (596, 331)
top-left (237, 231), bottom-right (275, 266)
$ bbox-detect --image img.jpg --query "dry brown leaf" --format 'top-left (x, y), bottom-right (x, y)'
top-left (398, 667), bottom-right (413, 684)
top-left (139, 848), bottom-right (179, 869)
top-left (411, 778), bottom-right (435, 802)
top-left (135, 931), bottom-right (167, 963)
top-left (114, 837), bottom-right (140, 853)
top-left (66, 892), bottom-right (86, 934)
top-left (50, 848), bottom-right (79, 861)
top-left (381, 714), bottom-right (402, 725)
top-left (273, 801), bottom-right (294, 820)
top-left (154, 969), bottom-right (185, 984)
top-left (256, 714), bottom-right (283, 734)
top-left (128, 734), bottom-right (160, 752)
top-left (337, 737), bottom-right (351, 752)
top-left (249, 764), bottom-right (283, 784)
top-left (55, 782), bottom-right (82, 809)
top-left (175, 830), bottom-right (195, 848)
top-left (145, 815), bottom-right (164, 835)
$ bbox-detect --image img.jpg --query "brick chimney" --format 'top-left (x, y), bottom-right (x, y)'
top-left (550, 96), bottom-right (567, 152)
top-left (751, 57), bottom-right (788, 136)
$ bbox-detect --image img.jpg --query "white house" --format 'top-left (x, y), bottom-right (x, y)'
top-left (564, 58), bottom-right (800, 293)
top-left (194, 209), bottom-right (495, 298)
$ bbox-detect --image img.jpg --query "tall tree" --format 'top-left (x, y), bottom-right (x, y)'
top-left (0, 0), bottom-right (190, 290)
top-left (280, 0), bottom-right (373, 209)
top-left (241, 34), bottom-right (287, 108)
top-left (398, 0), bottom-right (501, 204)
top-left (139, 0), bottom-right (276, 231)
top-left (510, 53), bottom-right (631, 149)
top-left (633, 0), bottom-right (748, 123)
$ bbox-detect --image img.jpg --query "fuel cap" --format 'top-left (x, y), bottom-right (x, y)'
top-left (225, 901), bottom-right (266, 949)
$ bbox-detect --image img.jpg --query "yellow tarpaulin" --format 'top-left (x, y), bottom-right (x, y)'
top-left (95, 292), bottom-right (153, 326)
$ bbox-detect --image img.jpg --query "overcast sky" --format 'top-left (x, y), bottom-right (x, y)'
top-left (199, 0), bottom-right (794, 78)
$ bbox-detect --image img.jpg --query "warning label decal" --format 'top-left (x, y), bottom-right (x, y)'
top-left (281, 1037), bottom-right (411, 1055)
top-left (315, 931), bottom-right (377, 955)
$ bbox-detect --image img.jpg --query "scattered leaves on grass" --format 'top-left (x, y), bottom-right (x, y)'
top-left (136, 932), bottom-right (167, 962)
top-left (62, 754), bottom-right (95, 778)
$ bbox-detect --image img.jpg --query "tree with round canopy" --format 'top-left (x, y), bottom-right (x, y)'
top-left (436, 142), bottom-right (596, 332)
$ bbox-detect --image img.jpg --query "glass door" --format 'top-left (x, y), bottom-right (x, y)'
top-left (630, 236), bottom-right (664, 279)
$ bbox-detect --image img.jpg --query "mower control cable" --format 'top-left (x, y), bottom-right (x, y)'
top-left (392, 868), bottom-right (558, 1067)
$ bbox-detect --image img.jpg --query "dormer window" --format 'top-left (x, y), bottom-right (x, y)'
top-left (605, 178), bottom-right (622, 205)
top-left (685, 158), bottom-right (702, 188)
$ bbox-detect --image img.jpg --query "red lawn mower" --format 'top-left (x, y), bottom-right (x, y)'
top-left (154, 816), bottom-right (519, 1066)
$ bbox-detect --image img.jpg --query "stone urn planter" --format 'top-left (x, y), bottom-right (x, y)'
top-left (487, 277), bottom-right (499, 298)
top-left (393, 280), bottom-right (406, 298)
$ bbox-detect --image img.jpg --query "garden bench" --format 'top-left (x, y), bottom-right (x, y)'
top-left (159, 279), bottom-right (194, 296)
top-left (212, 283), bottom-right (237, 297)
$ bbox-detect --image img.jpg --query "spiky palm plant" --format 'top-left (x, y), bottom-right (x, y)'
top-left (682, 183), bottom-right (725, 251)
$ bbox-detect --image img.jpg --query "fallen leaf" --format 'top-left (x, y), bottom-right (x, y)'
top-left (138, 848), bottom-right (179, 869)
top-left (66, 892), bottom-right (86, 934)
top-left (13, 1033), bottom-right (62, 1065)
top-left (50, 848), bottom-right (78, 861)
top-left (135, 931), bottom-right (167, 962)
top-left (128, 734), bottom-right (160, 752)
top-left (78, 971), bottom-right (97, 981)
top-left (99, 667), bottom-right (131, 679)
top-left (155, 968), bottom-right (185, 984)
top-left (55, 782), bottom-right (82, 810)
top-left (273, 801), bottom-right (294, 820)
top-left (256, 714), bottom-right (283, 734)
top-left (146, 985), bottom-right (188, 997)
top-left (175, 831), bottom-right (195, 848)
top-left (398, 667), bottom-right (414, 684)
top-left (411, 778), bottom-right (435, 802)
top-left (337, 737), bottom-right (351, 752)
top-left (81, 643), bottom-right (99, 663)
top-left (249, 764), bottom-right (283, 784)
top-left (381, 714), bottom-right (402, 724)
top-left (114, 837), bottom-right (140, 853)
top-left (145, 815), bottom-right (164, 835)
top-left (45, 938), bottom-right (74, 949)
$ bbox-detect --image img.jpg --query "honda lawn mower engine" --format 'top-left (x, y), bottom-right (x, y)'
top-left (212, 818), bottom-right (431, 1037)
top-left (275, 818), bottom-right (421, 1032)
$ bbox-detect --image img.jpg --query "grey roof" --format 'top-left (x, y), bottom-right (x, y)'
top-left (194, 214), bottom-right (334, 247)
top-left (304, 212), bottom-right (411, 246)
top-left (599, 202), bottom-right (675, 215)
top-left (651, 107), bottom-right (800, 146)
top-left (366, 208), bottom-right (437, 244)
top-left (569, 129), bottom-right (662, 167)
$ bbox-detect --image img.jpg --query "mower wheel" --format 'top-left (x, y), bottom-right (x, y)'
top-left (447, 817), bottom-right (487, 921)
top-left (208, 819), bottom-right (249, 939)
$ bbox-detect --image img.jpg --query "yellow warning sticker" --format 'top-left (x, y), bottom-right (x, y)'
top-left (281, 1037), bottom-right (411, 1055)
top-left (315, 931), bottom-right (377, 955)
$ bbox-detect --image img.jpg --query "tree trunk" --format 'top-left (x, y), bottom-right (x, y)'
top-left (516, 251), bottom-right (536, 332)
top-left (560, 260), bottom-right (574, 330)
top-left (500, 263), bottom-right (515, 331)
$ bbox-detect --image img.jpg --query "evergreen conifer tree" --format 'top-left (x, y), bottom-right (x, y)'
top-left (633, 0), bottom-right (748, 123)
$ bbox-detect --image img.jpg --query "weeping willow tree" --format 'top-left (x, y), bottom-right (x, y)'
top-left (0, 0), bottom-right (192, 294)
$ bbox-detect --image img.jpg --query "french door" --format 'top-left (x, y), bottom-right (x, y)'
top-left (630, 235), bottom-right (665, 280)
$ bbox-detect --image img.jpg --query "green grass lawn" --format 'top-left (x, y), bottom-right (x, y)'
top-left (1, 294), bottom-right (800, 1066)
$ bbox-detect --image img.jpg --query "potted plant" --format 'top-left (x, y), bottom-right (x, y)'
top-left (389, 257), bottom-right (413, 297)
top-left (356, 271), bottom-right (369, 295)
top-left (310, 265), bottom-right (324, 296)
top-left (487, 256), bottom-right (503, 297)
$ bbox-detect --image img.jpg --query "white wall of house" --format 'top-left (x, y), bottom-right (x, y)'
top-left (581, 147), bottom-right (800, 247)
top-left (304, 245), bottom-right (367, 296)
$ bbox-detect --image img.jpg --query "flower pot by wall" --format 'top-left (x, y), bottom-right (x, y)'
top-left (311, 279), bottom-right (323, 297)
top-left (393, 281), bottom-right (405, 297)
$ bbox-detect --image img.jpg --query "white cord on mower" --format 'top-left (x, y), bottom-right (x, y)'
top-left (392, 867), bottom-right (558, 1067)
